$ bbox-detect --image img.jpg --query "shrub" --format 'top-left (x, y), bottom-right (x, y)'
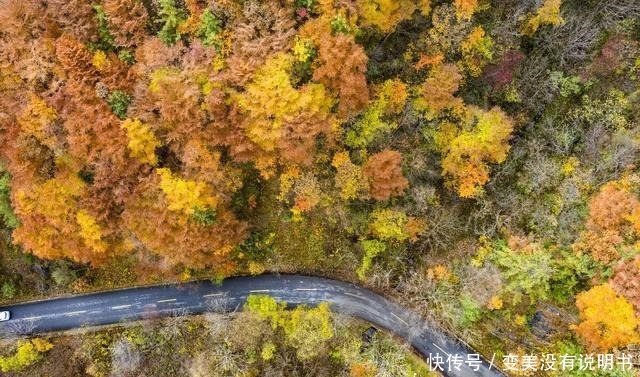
top-left (357, 239), bottom-right (387, 280)
top-left (0, 339), bottom-right (53, 372)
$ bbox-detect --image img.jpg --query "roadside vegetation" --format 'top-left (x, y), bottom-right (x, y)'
top-left (0, 295), bottom-right (434, 376)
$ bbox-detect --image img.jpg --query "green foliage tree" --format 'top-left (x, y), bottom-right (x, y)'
top-left (197, 9), bottom-right (223, 50)
top-left (157, 0), bottom-right (185, 45)
top-left (487, 240), bottom-right (554, 305)
top-left (357, 239), bottom-right (386, 280)
top-left (92, 4), bottom-right (116, 50)
top-left (0, 166), bottom-right (19, 229)
top-left (458, 296), bottom-right (482, 326)
top-left (106, 90), bottom-right (132, 119)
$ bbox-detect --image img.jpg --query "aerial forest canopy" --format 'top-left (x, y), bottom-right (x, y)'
top-left (1, 0), bottom-right (640, 368)
top-left (0, 0), bottom-right (516, 270)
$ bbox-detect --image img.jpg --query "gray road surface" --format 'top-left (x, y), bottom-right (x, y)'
top-left (0, 274), bottom-right (508, 377)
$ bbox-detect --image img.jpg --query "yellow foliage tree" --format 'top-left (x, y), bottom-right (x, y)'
top-left (436, 106), bottom-right (514, 198)
top-left (357, 239), bottom-right (386, 280)
top-left (121, 118), bottom-right (160, 165)
top-left (521, 0), bottom-right (564, 36)
top-left (370, 208), bottom-right (410, 241)
top-left (460, 26), bottom-right (494, 76)
top-left (356, 0), bottom-right (416, 33)
top-left (76, 210), bottom-right (107, 253)
top-left (235, 54), bottom-right (334, 170)
top-left (346, 79), bottom-right (408, 148)
top-left (332, 151), bottom-right (367, 200)
top-left (245, 295), bottom-right (335, 360)
top-left (92, 50), bottom-right (109, 71)
top-left (419, 0), bottom-right (432, 16)
top-left (157, 168), bottom-right (218, 216)
top-left (283, 302), bottom-right (335, 360)
top-left (574, 284), bottom-right (640, 352)
top-left (18, 94), bottom-right (57, 149)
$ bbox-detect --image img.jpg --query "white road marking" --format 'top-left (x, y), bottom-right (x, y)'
top-left (22, 316), bottom-right (42, 321)
top-left (249, 289), bottom-right (271, 293)
top-left (111, 305), bottom-right (132, 310)
top-left (391, 312), bottom-right (409, 326)
top-left (203, 293), bottom-right (225, 297)
top-left (65, 310), bottom-right (87, 316)
top-left (343, 292), bottom-right (361, 299)
top-left (295, 288), bottom-right (318, 291)
top-left (432, 342), bottom-right (451, 357)
top-left (157, 299), bottom-right (177, 303)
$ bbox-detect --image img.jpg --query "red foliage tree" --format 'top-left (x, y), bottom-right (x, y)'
top-left (484, 50), bottom-right (524, 91)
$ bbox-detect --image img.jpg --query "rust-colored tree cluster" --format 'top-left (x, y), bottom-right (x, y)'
top-left (573, 181), bottom-right (640, 264)
top-left (363, 150), bottom-right (409, 201)
top-left (610, 255), bottom-right (640, 315)
top-left (0, 1), bottom-right (252, 273)
top-left (0, 0), bottom-right (521, 281)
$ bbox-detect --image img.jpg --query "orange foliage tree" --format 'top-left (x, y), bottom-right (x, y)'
top-left (302, 20), bottom-right (370, 118)
top-left (224, 1), bottom-right (296, 86)
top-left (103, 0), bottom-right (148, 48)
top-left (420, 63), bottom-right (464, 114)
top-left (122, 171), bottom-right (247, 271)
top-left (55, 34), bottom-right (98, 84)
top-left (573, 180), bottom-right (640, 264)
top-left (363, 150), bottom-right (409, 201)
top-left (454, 0), bottom-right (479, 21)
top-left (45, 0), bottom-right (98, 42)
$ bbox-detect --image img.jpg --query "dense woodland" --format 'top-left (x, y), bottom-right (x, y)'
top-left (1, 0), bottom-right (640, 375)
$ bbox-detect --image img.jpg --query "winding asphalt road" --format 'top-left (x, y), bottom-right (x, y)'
top-left (0, 274), bottom-right (507, 377)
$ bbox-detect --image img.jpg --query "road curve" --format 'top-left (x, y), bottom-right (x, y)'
top-left (0, 274), bottom-right (507, 377)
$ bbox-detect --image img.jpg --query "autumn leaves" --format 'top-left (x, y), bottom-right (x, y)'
top-left (0, 0), bottom-right (522, 277)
